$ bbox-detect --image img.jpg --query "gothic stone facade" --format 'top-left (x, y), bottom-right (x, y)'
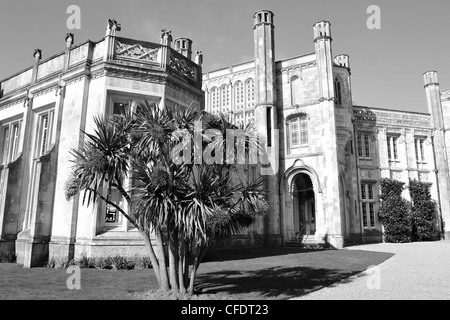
top-left (1, 12), bottom-right (449, 267)
top-left (0, 22), bottom-right (203, 267)
top-left (202, 11), bottom-right (450, 249)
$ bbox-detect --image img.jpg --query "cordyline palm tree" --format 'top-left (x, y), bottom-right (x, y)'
top-left (65, 100), bottom-right (268, 295)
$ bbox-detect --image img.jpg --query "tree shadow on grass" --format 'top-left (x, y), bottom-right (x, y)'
top-left (196, 249), bottom-right (395, 300)
top-left (196, 266), bottom-right (361, 300)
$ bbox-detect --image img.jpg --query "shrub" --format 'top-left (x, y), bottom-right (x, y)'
top-left (42, 254), bottom-right (151, 270)
top-left (409, 179), bottom-right (440, 241)
top-left (379, 178), bottom-right (412, 243)
top-left (58, 258), bottom-right (76, 269)
top-left (75, 255), bottom-right (96, 269)
top-left (44, 257), bottom-right (57, 268)
top-left (95, 257), bottom-right (112, 270)
top-left (134, 257), bottom-right (152, 269)
top-left (0, 252), bottom-right (17, 263)
top-left (108, 256), bottom-right (135, 270)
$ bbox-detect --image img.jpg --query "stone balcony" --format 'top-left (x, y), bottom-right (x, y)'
top-left (0, 34), bottom-right (203, 105)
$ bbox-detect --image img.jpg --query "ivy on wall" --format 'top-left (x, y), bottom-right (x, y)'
top-left (409, 179), bottom-right (441, 241)
top-left (379, 178), bottom-right (443, 243)
top-left (379, 178), bottom-right (412, 243)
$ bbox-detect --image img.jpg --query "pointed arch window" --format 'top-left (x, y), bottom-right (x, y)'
top-left (291, 75), bottom-right (302, 106)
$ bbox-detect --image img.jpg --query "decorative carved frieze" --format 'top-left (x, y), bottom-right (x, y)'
top-left (115, 41), bottom-right (159, 62)
top-left (353, 108), bottom-right (376, 122)
top-left (419, 171), bottom-right (430, 182)
top-left (353, 107), bottom-right (431, 127)
top-left (390, 170), bottom-right (403, 180)
top-left (354, 124), bottom-right (377, 135)
top-left (0, 98), bottom-right (26, 111)
top-left (360, 169), bottom-right (376, 180)
top-left (169, 55), bottom-right (197, 80)
top-left (105, 65), bottom-right (166, 85)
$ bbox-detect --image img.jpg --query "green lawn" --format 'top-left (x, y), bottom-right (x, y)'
top-left (0, 247), bottom-right (393, 300)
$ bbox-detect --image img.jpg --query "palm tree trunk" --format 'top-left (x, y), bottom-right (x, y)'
top-left (168, 221), bottom-right (179, 292)
top-left (183, 244), bottom-right (190, 289)
top-left (178, 240), bottom-right (186, 293)
top-left (155, 229), bottom-right (170, 291)
top-left (140, 229), bottom-right (161, 287)
top-left (188, 246), bottom-right (202, 295)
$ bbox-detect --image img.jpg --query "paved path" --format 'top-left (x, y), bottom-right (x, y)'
top-left (293, 241), bottom-right (450, 300)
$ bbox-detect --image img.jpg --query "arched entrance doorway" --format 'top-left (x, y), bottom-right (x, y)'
top-left (292, 173), bottom-right (316, 236)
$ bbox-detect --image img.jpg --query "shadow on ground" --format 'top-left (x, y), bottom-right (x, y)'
top-left (0, 247), bottom-right (394, 300)
top-left (197, 248), bottom-right (394, 300)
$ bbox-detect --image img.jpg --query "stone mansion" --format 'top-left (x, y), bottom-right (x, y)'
top-left (0, 11), bottom-right (449, 267)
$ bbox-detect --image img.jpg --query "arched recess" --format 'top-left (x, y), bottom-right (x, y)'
top-left (280, 162), bottom-right (322, 241)
top-left (290, 75), bottom-right (302, 106)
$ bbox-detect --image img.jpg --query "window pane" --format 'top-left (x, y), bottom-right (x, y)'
top-left (212, 88), bottom-right (220, 114)
top-left (235, 81), bottom-right (244, 109)
top-left (369, 203), bottom-right (375, 228)
top-left (291, 121), bottom-right (299, 147)
top-left (414, 139), bottom-right (419, 162)
top-left (362, 204), bottom-right (368, 228)
top-left (40, 115), bottom-right (49, 156)
top-left (113, 102), bottom-right (129, 115)
top-left (393, 137), bottom-right (398, 160)
top-left (368, 184), bottom-right (374, 200)
top-left (361, 183), bottom-right (366, 200)
top-left (387, 137), bottom-right (392, 160)
top-left (364, 135), bottom-right (370, 158)
top-left (357, 134), bottom-right (363, 158)
top-left (420, 139), bottom-right (425, 162)
top-left (11, 123), bottom-right (20, 160)
top-left (300, 118), bottom-right (308, 145)
top-left (2, 127), bottom-right (10, 164)
top-left (246, 79), bottom-right (255, 109)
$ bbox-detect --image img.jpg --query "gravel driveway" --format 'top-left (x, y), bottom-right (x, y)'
top-left (293, 241), bottom-right (450, 300)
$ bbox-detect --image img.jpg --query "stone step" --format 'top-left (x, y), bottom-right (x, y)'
top-left (284, 239), bottom-right (330, 250)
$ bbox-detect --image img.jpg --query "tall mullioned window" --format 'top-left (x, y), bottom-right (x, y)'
top-left (414, 137), bottom-right (426, 165)
top-left (211, 87), bottom-right (220, 115)
top-left (246, 111), bottom-right (255, 125)
top-left (289, 117), bottom-right (308, 149)
top-left (221, 85), bottom-right (230, 114)
top-left (37, 110), bottom-right (55, 157)
top-left (235, 81), bottom-right (244, 110)
top-left (245, 79), bottom-right (255, 109)
top-left (234, 113), bottom-right (245, 127)
top-left (361, 183), bottom-right (376, 228)
top-left (387, 135), bottom-right (399, 166)
top-left (357, 133), bottom-right (371, 159)
top-left (1, 120), bottom-right (22, 164)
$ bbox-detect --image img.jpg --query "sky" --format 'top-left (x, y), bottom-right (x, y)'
top-left (0, 0), bottom-right (449, 113)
